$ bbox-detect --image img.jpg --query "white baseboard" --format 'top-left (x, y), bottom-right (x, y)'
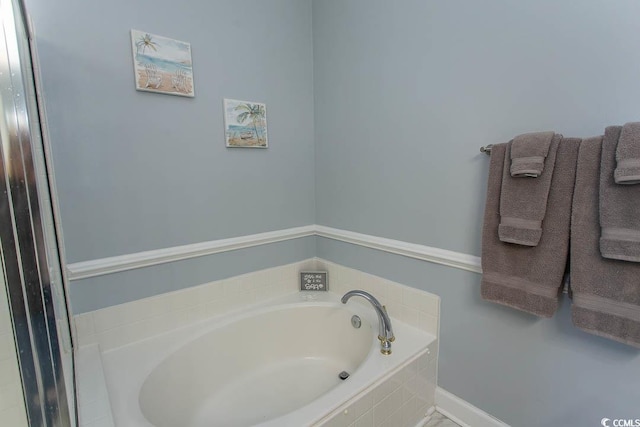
top-left (415, 406), bottom-right (437, 427)
top-left (435, 387), bottom-right (509, 427)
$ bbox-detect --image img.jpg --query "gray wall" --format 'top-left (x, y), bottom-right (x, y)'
top-left (26, 0), bottom-right (316, 312)
top-left (27, 0), bottom-right (316, 262)
top-left (313, 1), bottom-right (640, 426)
top-left (313, 0), bottom-right (640, 255)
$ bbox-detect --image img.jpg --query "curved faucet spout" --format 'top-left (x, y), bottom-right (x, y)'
top-left (341, 290), bottom-right (395, 355)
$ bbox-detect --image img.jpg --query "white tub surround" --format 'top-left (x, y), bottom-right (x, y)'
top-left (74, 258), bottom-right (440, 427)
top-left (74, 259), bottom-right (440, 350)
top-left (73, 259), bottom-right (319, 351)
top-left (76, 345), bottom-right (115, 426)
top-left (317, 341), bottom-right (437, 427)
top-left (102, 293), bottom-right (436, 427)
top-left (318, 259), bottom-right (440, 338)
top-left (0, 272), bottom-right (28, 426)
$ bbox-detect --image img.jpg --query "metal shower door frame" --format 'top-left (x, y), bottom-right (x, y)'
top-left (0, 0), bottom-right (74, 425)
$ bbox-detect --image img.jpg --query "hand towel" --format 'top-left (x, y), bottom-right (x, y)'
top-left (571, 136), bottom-right (640, 348)
top-left (498, 134), bottom-right (561, 246)
top-left (481, 138), bottom-right (580, 317)
top-left (510, 131), bottom-right (555, 177)
top-left (599, 126), bottom-right (640, 262)
top-left (614, 122), bottom-right (640, 184)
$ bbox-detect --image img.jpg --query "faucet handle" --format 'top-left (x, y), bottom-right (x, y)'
top-left (378, 334), bottom-right (396, 343)
top-left (380, 337), bottom-right (392, 355)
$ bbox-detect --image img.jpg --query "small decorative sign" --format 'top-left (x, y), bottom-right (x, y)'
top-left (300, 271), bottom-right (328, 291)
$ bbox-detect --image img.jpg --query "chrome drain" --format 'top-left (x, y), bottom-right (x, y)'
top-left (338, 371), bottom-right (350, 380)
top-left (351, 315), bottom-right (361, 329)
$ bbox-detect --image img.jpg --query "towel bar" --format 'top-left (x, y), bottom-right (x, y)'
top-left (480, 144), bottom-right (493, 155)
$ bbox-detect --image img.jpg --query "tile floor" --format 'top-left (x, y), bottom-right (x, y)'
top-left (424, 411), bottom-right (461, 427)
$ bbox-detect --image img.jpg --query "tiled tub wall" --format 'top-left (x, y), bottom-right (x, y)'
top-left (318, 343), bottom-right (438, 427)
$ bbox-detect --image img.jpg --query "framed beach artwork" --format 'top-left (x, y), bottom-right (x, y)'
top-left (223, 99), bottom-right (268, 148)
top-left (130, 30), bottom-right (194, 97)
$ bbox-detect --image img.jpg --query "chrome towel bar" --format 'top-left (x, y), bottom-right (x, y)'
top-left (480, 144), bottom-right (493, 155)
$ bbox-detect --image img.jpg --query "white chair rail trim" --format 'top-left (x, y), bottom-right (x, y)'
top-left (66, 225), bottom-right (482, 281)
top-left (314, 226), bottom-right (481, 274)
top-left (66, 226), bottom-right (316, 280)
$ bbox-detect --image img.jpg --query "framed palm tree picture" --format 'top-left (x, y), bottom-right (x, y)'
top-left (130, 30), bottom-right (194, 97)
top-left (223, 99), bottom-right (268, 148)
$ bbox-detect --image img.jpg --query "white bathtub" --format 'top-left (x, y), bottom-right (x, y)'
top-left (101, 292), bottom-right (436, 426)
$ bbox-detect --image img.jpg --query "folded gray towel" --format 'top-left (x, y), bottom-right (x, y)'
top-left (498, 134), bottom-right (561, 246)
top-left (600, 126), bottom-right (640, 262)
top-left (614, 122), bottom-right (640, 184)
top-left (481, 138), bottom-right (580, 317)
top-left (571, 136), bottom-right (640, 348)
top-left (510, 131), bottom-right (555, 177)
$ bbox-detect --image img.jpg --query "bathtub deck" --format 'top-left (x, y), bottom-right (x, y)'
top-left (76, 344), bottom-right (115, 426)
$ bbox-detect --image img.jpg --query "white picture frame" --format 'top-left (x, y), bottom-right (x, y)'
top-left (223, 98), bottom-right (268, 148)
top-left (131, 30), bottom-right (194, 97)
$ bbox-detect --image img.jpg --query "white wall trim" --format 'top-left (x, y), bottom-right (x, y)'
top-left (67, 224), bottom-right (482, 281)
top-left (435, 387), bottom-right (509, 427)
top-left (315, 225), bottom-right (482, 274)
top-left (66, 225), bottom-right (316, 280)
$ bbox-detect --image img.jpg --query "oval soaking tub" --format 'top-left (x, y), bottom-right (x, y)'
top-left (141, 305), bottom-right (372, 426)
top-left (101, 293), bottom-right (435, 426)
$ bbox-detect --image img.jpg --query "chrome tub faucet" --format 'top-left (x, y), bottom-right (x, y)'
top-left (341, 290), bottom-right (395, 355)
